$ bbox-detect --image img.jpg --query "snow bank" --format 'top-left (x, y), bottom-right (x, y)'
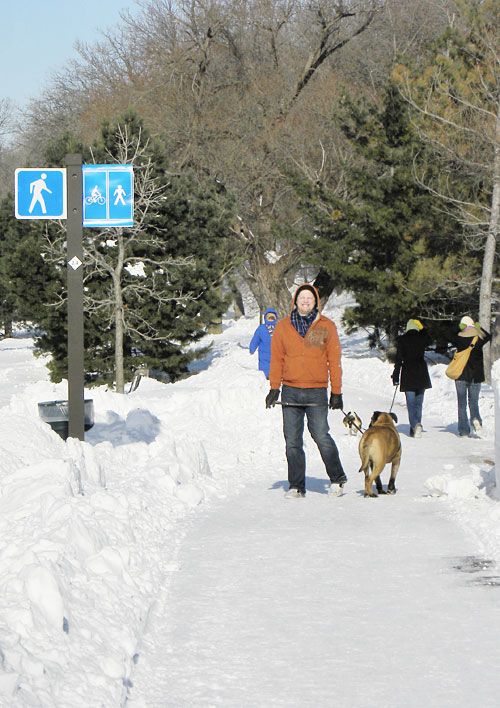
top-left (0, 382), bottom-right (226, 706)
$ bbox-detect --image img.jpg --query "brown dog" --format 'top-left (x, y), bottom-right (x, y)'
top-left (358, 411), bottom-right (401, 497)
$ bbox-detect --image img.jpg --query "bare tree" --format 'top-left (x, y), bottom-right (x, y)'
top-left (0, 99), bottom-right (17, 198)
top-left (43, 123), bottom-right (196, 393)
top-left (17, 0), bottom-right (462, 318)
top-left (19, 1), bottom-right (383, 316)
top-left (140, 0), bottom-right (385, 314)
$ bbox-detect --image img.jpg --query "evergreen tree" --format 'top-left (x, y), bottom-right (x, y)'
top-left (0, 193), bottom-right (63, 334)
top-left (0, 196), bottom-right (22, 335)
top-left (83, 112), bottom-right (239, 389)
top-left (394, 0), bottom-right (500, 373)
top-left (290, 84), bottom-right (477, 350)
top-left (1, 113), bottom-right (239, 388)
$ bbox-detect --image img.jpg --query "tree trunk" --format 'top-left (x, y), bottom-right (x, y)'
top-left (313, 268), bottom-right (337, 309)
top-left (479, 98), bottom-right (500, 381)
top-left (243, 259), bottom-right (296, 319)
top-left (207, 285), bottom-right (223, 333)
top-left (115, 289), bottom-right (125, 393)
top-left (490, 314), bottom-right (500, 368)
top-left (385, 321), bottom-right (400, 363)
top-left (238, 223), bottom-right (304, 319)
top-left (114, 236), bottom-right (125, 394)
top-left (232, 290), bottom-right (245, 319)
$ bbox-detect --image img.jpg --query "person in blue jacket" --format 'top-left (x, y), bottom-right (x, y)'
top-left (249, 308), bottom-right (278, 378)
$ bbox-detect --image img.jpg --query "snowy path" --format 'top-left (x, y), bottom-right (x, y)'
top-left (129, 376), bottom-right (500, 708)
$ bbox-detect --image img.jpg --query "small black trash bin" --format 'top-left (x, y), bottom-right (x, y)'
top-left (38, 400), bottom-right (94, 440)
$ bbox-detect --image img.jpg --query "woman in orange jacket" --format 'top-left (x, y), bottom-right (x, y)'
top-left (265, 284), bottom-right (347, 498)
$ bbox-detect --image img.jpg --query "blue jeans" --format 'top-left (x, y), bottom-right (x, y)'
top-left (405, 389), bottom-right (425, 435)
top-left (281, 385), bottom-right (345, 492)
top-left (455, 381), bottom-right (481, 436)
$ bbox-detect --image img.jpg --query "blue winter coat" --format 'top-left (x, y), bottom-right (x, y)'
top-left (249, 308), bottom-right (278, 378)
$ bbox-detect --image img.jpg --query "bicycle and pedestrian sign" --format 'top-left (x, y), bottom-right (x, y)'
top-left (15, 168), bottom-right (67, 219)
top-left (14, 164), bottom-right (134, 227)
top-left (82, 164), bottom-right (134, 228)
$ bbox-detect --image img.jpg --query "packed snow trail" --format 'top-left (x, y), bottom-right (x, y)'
top-left (128, 367), bottom-right (500, 708)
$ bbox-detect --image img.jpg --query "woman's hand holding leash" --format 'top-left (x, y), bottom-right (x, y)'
top-left (265, 389), bottom-right (280, 408)
top-left (329, 393), bottom-right (343, 410)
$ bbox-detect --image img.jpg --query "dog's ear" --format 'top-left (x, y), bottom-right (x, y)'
top-left (370, 411), bottom-right (381, 425)
top-left (390, 412), bottom-right (398, 424)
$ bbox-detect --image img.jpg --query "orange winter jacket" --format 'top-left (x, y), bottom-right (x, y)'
top-left (269, 285), bottom-right (342, 393)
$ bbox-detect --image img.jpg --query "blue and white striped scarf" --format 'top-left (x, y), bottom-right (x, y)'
top-left (291, 308), bottom-right (317, 338)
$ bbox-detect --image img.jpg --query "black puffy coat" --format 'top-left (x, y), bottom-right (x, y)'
top-left (445, 326), bottom-right (491, 383)
top-left (392, 329), bottom-right (432, 392)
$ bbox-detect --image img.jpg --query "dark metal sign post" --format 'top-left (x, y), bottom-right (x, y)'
top-left (15, 156), bottom-right (133, 440)
top-left (66, 154), bottom-right (85, 440)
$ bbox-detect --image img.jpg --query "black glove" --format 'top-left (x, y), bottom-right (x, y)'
top-left (392, 375), bottom-right (399, 386)
top-left (329, 393), bottom-right (343, 410)
top-left (265, 389), bottom-right (280, 408)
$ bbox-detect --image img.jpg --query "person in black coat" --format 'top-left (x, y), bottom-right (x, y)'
top-left (392, 319), bottom-right (432, 438)
top-left (445, 315), bottom-right (491, 436)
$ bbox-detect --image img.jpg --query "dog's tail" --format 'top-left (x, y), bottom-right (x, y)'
top-left (358, 447), bottom-right (372, 475)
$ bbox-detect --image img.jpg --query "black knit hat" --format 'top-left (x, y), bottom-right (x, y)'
top-left (295, 284), bottom-right (318, 307)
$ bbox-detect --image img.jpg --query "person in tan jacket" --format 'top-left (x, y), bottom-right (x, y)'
top-left (266, 284), bottom-right (347, 498)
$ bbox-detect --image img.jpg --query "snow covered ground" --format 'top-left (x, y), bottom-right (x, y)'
top-left (0, 293), bottom-right (499, 707)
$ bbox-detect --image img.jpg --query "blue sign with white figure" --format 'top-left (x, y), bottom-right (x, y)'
top-left (82, 164), bottom-right (134, 227)
top-left (15, 168), bottom-right (67, 219)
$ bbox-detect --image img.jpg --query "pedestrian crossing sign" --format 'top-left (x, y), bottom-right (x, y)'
top-left (15, 168), bottom-right (67, 219)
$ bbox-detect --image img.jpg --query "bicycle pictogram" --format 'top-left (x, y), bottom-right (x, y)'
top-left (85, 186), bottom-right (106, 205)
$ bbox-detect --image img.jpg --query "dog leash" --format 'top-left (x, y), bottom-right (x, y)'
top-left (389, 384), bottom-right (399, 414)
top-left (276, 402), bottom-right (326, 407)
top-left (277, 402), bottom-right (366, 434)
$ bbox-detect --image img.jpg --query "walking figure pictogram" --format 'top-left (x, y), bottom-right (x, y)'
top-left (29, 173), bottom-right (52, 214)
top-left (113, 184), bottom-right (126, 206)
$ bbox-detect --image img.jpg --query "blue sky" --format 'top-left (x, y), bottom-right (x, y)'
top-left (1, 0), bottom-right (139, 109)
